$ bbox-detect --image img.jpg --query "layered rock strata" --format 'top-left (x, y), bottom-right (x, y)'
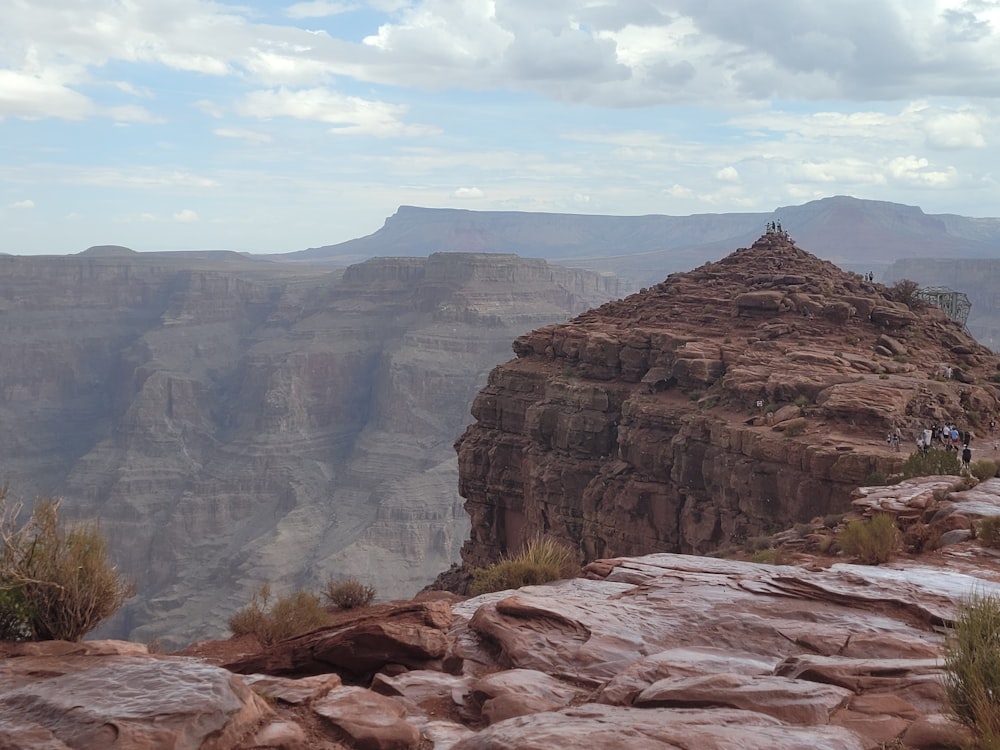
top-left (456, 233), bottom-right (1000, 567)
top-left (0, 249), bottom-right (620, 646)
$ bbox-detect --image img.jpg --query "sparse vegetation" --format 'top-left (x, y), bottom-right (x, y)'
top-left (744, 535), bottom-right (773, 552)
top-left (864, 471), bottom-right (888, 486)
top-left (0, 490), bottom-right (135, 641)
top-left (971, 460), bottom-right (998, 482)
top-left (889, 279), bottom-right (927, 310)
top-left (978, 517), bottom-right (1000, 549)
top-left (944, 593), bottom-right (1000, 747)
top-left (838, 514), bottom-right (900, 565)
top-left (782, 417), bottom-right (807, 436)
top-left (751, 549), bottom-right (776, 564)
top-left (228, 584), bottom-right (329, 645)
top-left (323, 577), bottom-right (376, 610)
top-left (901, 448), bottom-right (961, 479)
top-left (470, 536), bottom-right (577, 596)
top-left (794, 395), bottom-right (810, 409)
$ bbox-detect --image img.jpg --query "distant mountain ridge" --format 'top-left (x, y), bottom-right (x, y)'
top-left (286, 196), bottom-right (1000, 285)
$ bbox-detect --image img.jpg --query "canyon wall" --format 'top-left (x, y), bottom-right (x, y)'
top-left (0, 249), bottom-right (621, 646)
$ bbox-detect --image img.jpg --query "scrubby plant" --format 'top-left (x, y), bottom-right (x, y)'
top-left (901, 448), bottom-right (962, 479)
top-left (782, 417), bottom-right (807, 436)
top-left (323, 577), bottom-right (376, 610)
top-left (944, 593), bottom-right (1000, 747)
top-left (751, 549), bottom-right (776, 564)
top-left (978, 517), bottom-right (1000, 549)
top-left (864, 471), bottom-right (887, 486)
top-left (228, 584), bottom-right (329, 645)
top-left (0, 491), bottom-right (135, 641)
top-left (838, 514), bottom-right (900, 565)
top-left (889, 279), bottom-right (926, 310)
top-left (971, 460), bottom-right (999, 481)
top-left (470, 536), bottom-right (576, 596)
top-left (794, 395), bottom-right (810, 408)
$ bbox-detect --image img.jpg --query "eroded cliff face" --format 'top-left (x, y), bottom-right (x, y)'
top-left (0, 250), bottom-right (621, 646)
top-left (456, 234), bottom-right (1000, 567)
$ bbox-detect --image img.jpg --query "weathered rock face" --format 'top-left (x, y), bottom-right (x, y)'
top-left (11, 478), bottom-right (1000, 750)
top-left (0, 250), bottom-right (621, 647)
top-left (456, 233), bottom-right (1000, 568)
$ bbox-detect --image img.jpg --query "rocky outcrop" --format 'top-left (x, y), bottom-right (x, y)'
top-left (455, 233), bottom-right (1000, 568)
top-left (0, 250), bottom-right (621, 647)
top-left (13, 487), bottom-right (1000, 750)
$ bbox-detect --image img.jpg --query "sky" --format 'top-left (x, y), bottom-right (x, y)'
top-left (2, 0), bottom-right (1000, 255)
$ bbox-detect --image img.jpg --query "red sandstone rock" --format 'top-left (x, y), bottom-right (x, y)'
top-left (0, 642), bottom-right (271, 750)
top-left (224, 599), bottom-right (453, 679)
top-left (454, 233), bottom-right (1000, 570)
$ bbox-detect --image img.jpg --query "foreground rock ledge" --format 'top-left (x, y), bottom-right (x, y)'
top-left (8, 491), bottom-right (1000, 749)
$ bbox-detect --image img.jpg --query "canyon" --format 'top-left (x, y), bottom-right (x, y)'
top-left (0, 249), bottom-right (620, 647)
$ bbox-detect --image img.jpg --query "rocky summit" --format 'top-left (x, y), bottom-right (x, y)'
top-left (455, 231), bottom-right (1000, 568)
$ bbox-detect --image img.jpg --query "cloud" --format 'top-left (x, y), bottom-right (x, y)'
top-left (173, 209), bottom-right (199, 223)
top-left (9, 199), bottom-right (34, 209)
top-left (236, 87), bottom-right (440, 137)
top-left (286, 1), bottom-right (356, 19)
top-left (452, 186), bottom-right (483, 198)
top-left (214, 128), bottom-right (274, 144)
top-left (715, 166), bottom-right (740, 183)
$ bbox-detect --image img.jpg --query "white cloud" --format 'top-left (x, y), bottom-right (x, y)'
top-left (173, 209), bottom-right (199, 223)
top-left (286, 1), bottom-right (356, 19)
top-left (9, 199), bottom-right (34, 209)
top-left (715, 166), bottom-right (740, 183)
top-left (452, 186), bottom-right (483, 198)
top-left (236, 87), bottom-right (440, 137)
top-left (214, 128), bottom-right (274, 144)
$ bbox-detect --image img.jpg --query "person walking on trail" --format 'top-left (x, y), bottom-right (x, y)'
top-left (962, 444), bottom-right (973, 474)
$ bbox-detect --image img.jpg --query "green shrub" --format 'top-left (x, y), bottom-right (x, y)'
top-left (971, 460), bottom-right (999, 481)
top-left (751, 549), bottom-right (776, 564)
top-left (470, 536), bottom-right (576, 596)
top-left (782, 417), bottom-right (807, 436)
top-left (944, 593), bottom-right (1000, 746)
top-left (979, 517), bottom-right (1000, 549)
top-left (890, 279), bottom-right (926, 310)
top-left (864, 471), bottom-right (887, 486)
top-left (0, 492), bottom-right (135, 641)
top-left (323, 577), bottom-right (376, 610)
top-left (901, 448), bottom-right (961, 479)
top-left (228, 584), bottom-right (329, 645)
top-left (794, 395), bottom-right (810, 408)
top-left (838, 514), bottom-right (900, 565)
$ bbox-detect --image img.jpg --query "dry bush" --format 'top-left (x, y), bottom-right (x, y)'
top-left (890, 279), bottom-right (927, 310)
top-left (979, 517), bottom-right (1000, 549)
top-left (945, 593), bottom-right (1000, 748)
top-left (838, 514), bottom-right (900, 565)
top-left (228, 584), bottom-right (329, 645)
top-left (0, 491), bottom-right (135, 641)
top-left (323, 577), bottom-right (376, 610)
top-left (971, 460), bottom-right (999, 481)
top-left (470, 536), bottom-right (577, 596)
top-left (901, 448), bottom-right (961, 479)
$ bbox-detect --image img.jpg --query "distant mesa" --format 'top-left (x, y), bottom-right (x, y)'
top-left (79, 245), bottom-right (136, 256)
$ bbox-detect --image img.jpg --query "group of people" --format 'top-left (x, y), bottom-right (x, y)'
top-left (913, 423), bottom-right (978, 472)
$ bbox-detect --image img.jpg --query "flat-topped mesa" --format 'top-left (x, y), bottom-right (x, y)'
top-left (456, 235), bottom-right (1000, 568)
